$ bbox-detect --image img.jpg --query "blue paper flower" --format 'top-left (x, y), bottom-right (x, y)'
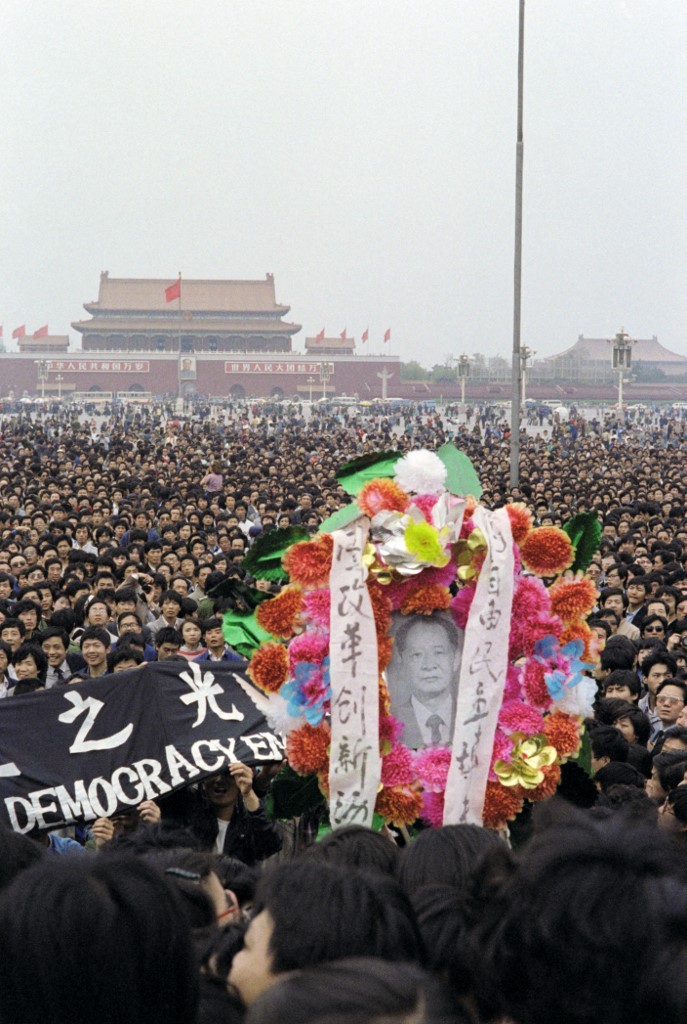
top-left (282, 657), bottom-right (331, 726)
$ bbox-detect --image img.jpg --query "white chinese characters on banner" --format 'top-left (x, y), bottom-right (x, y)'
top-left (328, 520), bottom-right (381, 829)
top-left (443, 506), bottom-right (514, 825)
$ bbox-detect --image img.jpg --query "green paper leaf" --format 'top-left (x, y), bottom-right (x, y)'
top-left (222, 610), bottom-right (277, 657)
top-left (241, 525), bottom-right (310, 580)
top-left (269, 764), bottom-right (326, 820)
top-left (336, 450), bottom-right (401, 496)
top-left (436, 443), bottom-right (483, 499)
top-left (318, 503), bottom-right (365, 534)
top-left (572, 725), bottom-right (593, 778)
top-left (562, 513), bottom-right (602, 574)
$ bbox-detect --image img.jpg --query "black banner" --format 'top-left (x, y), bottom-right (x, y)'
top-left (0, 661), bottom-right (284, 833)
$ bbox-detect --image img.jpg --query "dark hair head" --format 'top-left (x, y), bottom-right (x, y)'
top-left (593, 761), bottom-right (646, 792)
top-left (469, 810), bottom-right (687, 1024)
top-left (252, 860), bottom-right (423, 974)
top-left (397, 824), bottom-right (502, 900)
top-left (665, 783), bottom-right (687, 827)
top-left (79, 625), bottom-right (111, 649)
top-left (305, 825), bottom-right (399, 875)
top-left (590, 724), bottom-right (629, 764)
top-left (0, 854), bottom-right (198, 1024)
top-left (244, 957), bottom-right (462, 1024)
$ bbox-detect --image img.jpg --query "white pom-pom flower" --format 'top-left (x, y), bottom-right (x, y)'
top-left (394, 450), bottom-right (447, 496)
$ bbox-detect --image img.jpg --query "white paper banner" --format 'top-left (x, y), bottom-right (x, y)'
top-left (328, 520), bottom-right (382, 829)
top-left (443, 506), bottom-right (514, 825)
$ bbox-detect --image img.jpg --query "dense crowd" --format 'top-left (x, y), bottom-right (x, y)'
top-left (1, 398), bottom-right (687, 1024)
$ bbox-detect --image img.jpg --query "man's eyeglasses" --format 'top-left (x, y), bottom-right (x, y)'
top-left (644, 626), bottom-right (665, 634)
top-left (656, 695), bottom-right (685, 705)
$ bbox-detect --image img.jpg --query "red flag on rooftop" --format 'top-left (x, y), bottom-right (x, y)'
top-left (33, 325), bottom-right (48, 338)
top-left (11, 325), bottom-right (25, 339)
top-left (361, 328), bottom-right (368, 343)
top-left (0, 326), bottom-right (3, 337)
top-left (165, 277), bottom-right (181, 303)
top-left (340, 328), bottom-right (348, 340)
top-left (383, 328), bottom-right (391, 343)
top-left (315, 328), bottom-right (325, 343)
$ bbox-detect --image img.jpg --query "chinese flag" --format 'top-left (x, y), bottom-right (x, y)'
top-left (315, 328), bottom-right (325, 343)
top-left (340, 327), bottom-right (348, 340)
top-left (383, 328), bottom-right (391, 343)
top-left (33, 325), bottom-right (48, 338)
top-left (0, 325), bottom-right (3, 337)
top-left (361, 328), bottom-right (369, 343)
top-left (11, 325), bottom-right (25, 339)
top-left (165, 278), bottom-right (181, 303)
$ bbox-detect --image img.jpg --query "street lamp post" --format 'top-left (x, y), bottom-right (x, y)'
top-left (319, 362), bottom-right (330, 401)
top-left (307, 376), bottom-right (315, 403)
top-left (34, 360), bottom-right (49, 401)
top-left (520, 345), bottom-right (535, 405)
top-left (56, 374), bottom-right (64, 400)
top-left (457, 354), bottom-right (470, 411)
top-left (608, 328), bottom-right (635, 415)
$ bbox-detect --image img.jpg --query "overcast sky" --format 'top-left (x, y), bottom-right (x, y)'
top-left (1, 1), bottom-right (685, 365)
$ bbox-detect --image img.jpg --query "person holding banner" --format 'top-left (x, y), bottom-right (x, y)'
top-left (182, 761), bottom-right (282, 865)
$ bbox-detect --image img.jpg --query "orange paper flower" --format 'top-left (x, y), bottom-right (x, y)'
top-left (286, 722), bottom-right (331, 776)
top-left (247, 643), bottom-right (289, 693)
top-left (520, 527), bottom-right (574, 577)
top-left (561, 621), bottom-right (596, 664)
top-left (282, 534), bottom-right (334, 588)
top-left (375, 784), bottom-right (424, 826)
top-left (367, 582), bottom-right (393, 635)
top-left (543, 711), bottom-right (582, 758)
top-left (400, 584), bottom-right (451, 616)
top-left (377, 634), bottom-right (394, 672)
top-left (255, 585), bottom-right (303, 639)
top-left (548, 577), bottom-right (597, 625)
top-left (526, 762), bottom-right (562, 802)
top-left (358, 478), bottom-right (410, 518)
top-left (506, 502), bottom-right (534, 544)
top-left (482, 780), bottom-right (524, 829)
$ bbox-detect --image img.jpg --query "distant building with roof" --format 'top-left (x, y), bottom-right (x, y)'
top-left (0, 273), bottom-right (399, 401)
top-left (536, 334), bottom-right (687, 384)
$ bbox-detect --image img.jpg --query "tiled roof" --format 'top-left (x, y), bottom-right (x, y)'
top-left (83, 272), bottom-right (290, 314)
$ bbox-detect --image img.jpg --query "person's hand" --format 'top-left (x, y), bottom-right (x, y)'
top-left (92, 817), bottom-right (115, 849)
top-left (667, 632), bottom-right (681, 651)
top-left (137, 800), bottom-right (161, 824)
top-left (228, 761), bottom-right (255, 797)
top-left (228, 761), bottom-right (259, 811)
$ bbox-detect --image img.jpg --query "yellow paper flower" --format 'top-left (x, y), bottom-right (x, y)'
top-left (455, 528), bottom-right (487, 581)
top-left (404, 520), bottom-right (449, 567)
top-left (494, 733), bottom-right (558, 789)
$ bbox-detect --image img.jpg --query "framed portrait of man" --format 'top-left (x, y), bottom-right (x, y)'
top-left (180, 356), bottom-right (197, 380)
top-left (386, 611), bottom-right (464, 748)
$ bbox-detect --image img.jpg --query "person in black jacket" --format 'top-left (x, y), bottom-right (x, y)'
top-left (186, 761), bottom-right (282, 865)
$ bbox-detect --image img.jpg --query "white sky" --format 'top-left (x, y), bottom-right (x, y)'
top-left (1, 0), bottom-right (685, 364)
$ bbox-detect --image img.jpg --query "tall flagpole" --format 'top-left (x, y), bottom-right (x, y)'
top-left (176, 272), bottom-right (182, 398)
top-left (510, 0), bottom-right (525, 488)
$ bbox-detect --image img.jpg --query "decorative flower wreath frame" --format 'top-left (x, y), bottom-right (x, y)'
top-left (245, 446), bottom-right (602, 830)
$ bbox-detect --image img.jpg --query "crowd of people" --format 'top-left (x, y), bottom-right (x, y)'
top-left (1, 397), bottom-right (687, 1023)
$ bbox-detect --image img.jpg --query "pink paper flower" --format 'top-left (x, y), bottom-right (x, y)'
top-left (450, 584), bottom-right (476, 629)
top-left (381, 744), bottom-right (416, 787)
top-left (498, 699), bottom-right (546, 735)
top-left (409, 493), bottom-right (439, 522)
top-left (414, 745), bottom-right (452, 793)
top-left (288, 631), bottom-right (329, 672)
top-left (379, 714), bottom-right (404, 746)
top-left (421, 790), bottom-right (445, 828)
top-left (303, 589), bottom-right (331, 629)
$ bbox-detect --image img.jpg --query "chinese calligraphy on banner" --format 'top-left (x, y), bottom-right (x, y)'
top-left (0, 662), bottom-right (284, 833)
top-left (443, 505), bottom-right (514, 825)
top-left (328, 520), bottom-right (382, 829)
top-left (47, 361), bottom-right (150, 373)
